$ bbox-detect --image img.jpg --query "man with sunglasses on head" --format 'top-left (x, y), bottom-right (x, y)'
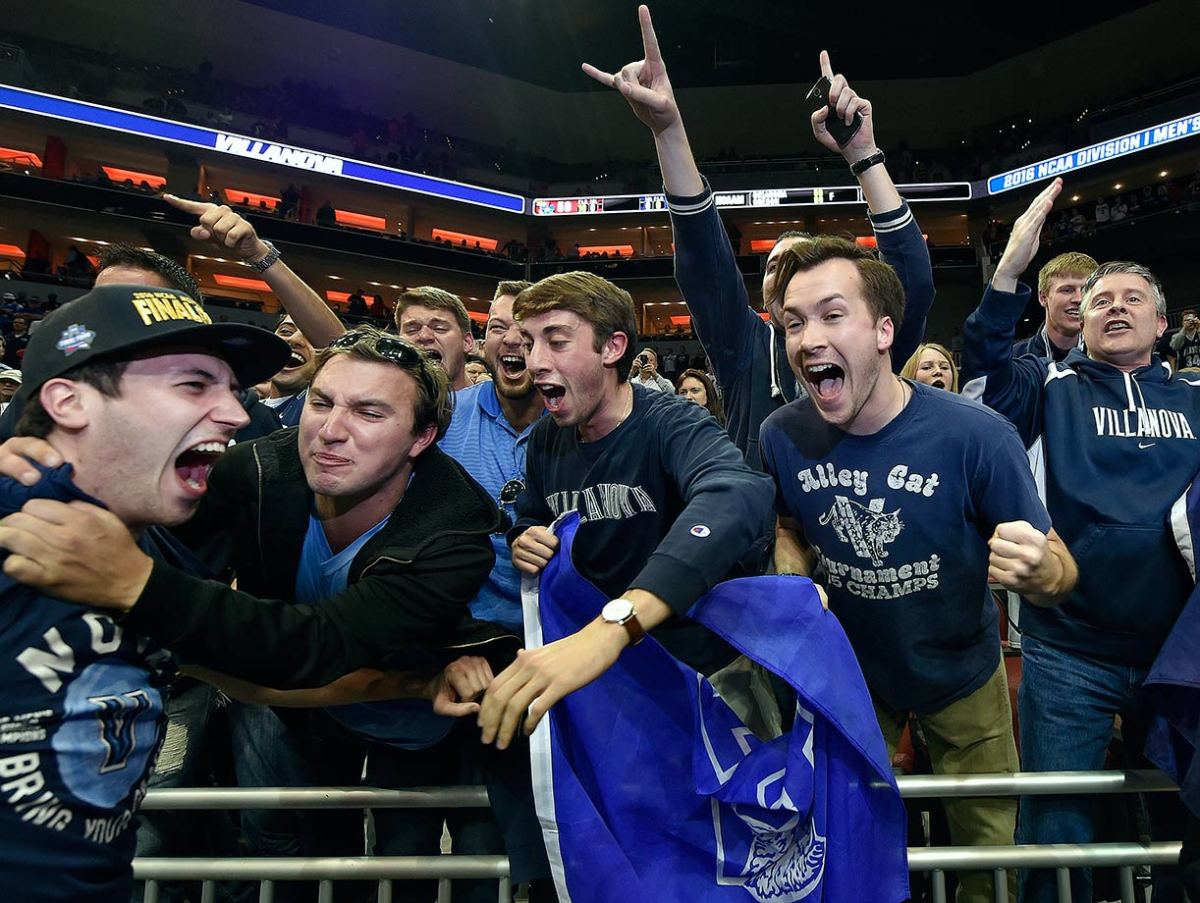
top-left (0, 327), bottom-right (551, 901)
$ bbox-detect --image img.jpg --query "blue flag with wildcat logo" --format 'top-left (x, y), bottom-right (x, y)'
top-left (524, 513), bottom-right (908, 902)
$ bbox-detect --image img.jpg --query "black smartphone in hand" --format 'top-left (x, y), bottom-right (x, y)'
top-left (807, 75), bottom-right (864, 148)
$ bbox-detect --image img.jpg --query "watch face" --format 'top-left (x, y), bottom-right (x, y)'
top-left (601, 599), bottom-right (635, 623)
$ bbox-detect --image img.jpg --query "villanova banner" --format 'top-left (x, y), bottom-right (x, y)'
top-left (523, 513), bottom-right (908, 902)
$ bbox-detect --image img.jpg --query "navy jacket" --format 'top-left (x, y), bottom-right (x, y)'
top-left (0, 466), bottom-right (179, 902)
top-left (962, 282), bottom-right (1200, 665)
top-left (668, 177), bottom-right (935, 466)
top-left (1012, 322), bottom-right (1081, 363)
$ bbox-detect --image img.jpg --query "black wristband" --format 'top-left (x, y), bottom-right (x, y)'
top-left (850, 149), bottom-right (887, 177)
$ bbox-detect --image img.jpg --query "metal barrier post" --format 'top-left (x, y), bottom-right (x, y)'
top-left (931, 869), bottom-right (947, 903)
top-left (1055, 867), bottom-right (1072, 902)
top-left (993, 868), bottom-right (1007, 903)
top-left (1118, 866), bottom-right (1136, 903)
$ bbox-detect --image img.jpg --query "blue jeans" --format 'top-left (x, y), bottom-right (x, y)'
top-left (1017, 635), bottom-right (1184, 903)
top-left (228, 703), bottom-right (366, 903)
top-left (134, 681), bottom-right (236, 903)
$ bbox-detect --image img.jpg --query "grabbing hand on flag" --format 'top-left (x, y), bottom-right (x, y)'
top-left (479, 617), bottom-right (628, 748)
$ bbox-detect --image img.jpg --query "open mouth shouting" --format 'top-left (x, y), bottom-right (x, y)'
top-left (173, 440), bottom-right (227, 498)
top-left (803, 361), bottom-right (846, 402)
top-left (537, 382), bottom-right (566, 414)
top-left (282, 348), bottom-right (309, 371)
top-left (1103, 318), bottom-right (1133, 335)
top-left (930, 377), bottom-right (946, 389)
top-left (498, 353), bottom-right (527, 381)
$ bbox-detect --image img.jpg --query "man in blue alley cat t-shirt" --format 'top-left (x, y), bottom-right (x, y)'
top-left (757, 237), bottom-right (1078, 903)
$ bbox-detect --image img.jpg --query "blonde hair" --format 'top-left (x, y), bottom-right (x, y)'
top-left (1037, 252), bottom-right (1098, 297)
top-left (900, 343), bottom-right (959, 393)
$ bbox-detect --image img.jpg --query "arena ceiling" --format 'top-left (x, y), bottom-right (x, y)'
top-left (241, 0), bottom-right (1163, 89)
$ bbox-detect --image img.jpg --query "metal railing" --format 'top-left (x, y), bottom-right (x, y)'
top-left (134, 770), bottom-right (1183, 903)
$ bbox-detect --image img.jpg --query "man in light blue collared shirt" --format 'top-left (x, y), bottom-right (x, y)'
top-left (440, 281), bottom-right (542, 633)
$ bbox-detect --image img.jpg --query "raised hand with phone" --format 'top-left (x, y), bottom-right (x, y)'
top-left (809, 51), bottom-right (902, 214)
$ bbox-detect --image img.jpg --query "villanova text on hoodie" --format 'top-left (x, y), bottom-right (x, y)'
top-left (0, 464), bottom-right (185, 903)
top-left (961, 282), bottom-right (1200, 666)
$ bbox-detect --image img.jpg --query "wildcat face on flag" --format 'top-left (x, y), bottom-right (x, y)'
top-left (523, 512), bottom-right (908, 902)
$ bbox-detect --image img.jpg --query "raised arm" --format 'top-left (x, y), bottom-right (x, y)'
top-left (960, 180), bottom-right (1063, 442)
top-left (811, 51), bottom-right (933, 367)
top-left (582, 5), bottom-right (701, 198)
top-left (163, 194), bottom-right (345, 347)
top-left (584, 6), bottom-right (758, 388)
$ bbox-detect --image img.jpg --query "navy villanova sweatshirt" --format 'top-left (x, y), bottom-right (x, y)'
top-left (962, 282), bottom-right (1200, 666)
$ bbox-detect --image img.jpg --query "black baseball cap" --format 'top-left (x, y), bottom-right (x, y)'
top-left (15, 284), bottom-right (290, 403)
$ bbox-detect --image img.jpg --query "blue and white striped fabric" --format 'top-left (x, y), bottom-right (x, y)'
top-left (524, 512), bottom-right (908, 902)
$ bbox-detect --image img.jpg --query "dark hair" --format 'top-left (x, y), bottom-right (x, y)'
top-left (768, 237), bottom-right (905, 335)
top-left (98, 245), bottom-right (202, 302)
top-left (513, 272), bottom-right (638, 381)
top-left (16, 360), bottom-right (129, 439)
top-left (465, 353), bottom-right (493, 378)
top-left (774, 230), bottom-right (813, 246)
top-left (675, 368), bottom-right (724, 425)
top-left (493, 280), bottom-right (532, 301)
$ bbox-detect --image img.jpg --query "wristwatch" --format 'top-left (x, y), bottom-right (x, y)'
top-left (246, 240), bottom-right (281, 273)
top-left (601, 598), bottom-right (645, 646)
top-left (850, 149), bottom-right (887, 177)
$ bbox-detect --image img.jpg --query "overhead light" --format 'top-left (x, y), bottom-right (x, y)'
top-left (1071, 195), bottom-right (1080, 202)
top-left (1159, 170), bottom-right (1169, 178)
top-left (1114, 183), bottom-right (1123, 190)
top-left (328, 275), bottom-right (343, 280)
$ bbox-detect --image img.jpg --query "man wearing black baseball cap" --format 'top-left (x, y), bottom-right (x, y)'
top-left (0, 283), bottom-right (288, 901)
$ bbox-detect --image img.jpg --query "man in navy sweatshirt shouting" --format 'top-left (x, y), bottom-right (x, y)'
top-left (962, 177), bottom-right (1200, 903)
top-left (478, 271), bottom-right (776, 750)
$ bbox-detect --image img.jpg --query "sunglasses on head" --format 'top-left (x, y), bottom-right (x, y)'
top-left (327, 330), bottom-right (439, 395)
top-left (498, 478), bottom-right (525, 506)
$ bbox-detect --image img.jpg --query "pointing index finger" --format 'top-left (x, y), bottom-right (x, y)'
top-left (639, 5), bottom-right (662, 63)
top-left (581, 62), bottom-right (617, 88)
top-left (162, 193), bottom-right (211, 215)
top-left (819, 50), bottom-right (834, 80)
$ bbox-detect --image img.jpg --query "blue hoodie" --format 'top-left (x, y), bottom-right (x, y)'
top-left (0, 466), bottom-right (176, 902)
top-left (962, 282), bottom-right (1200, 666)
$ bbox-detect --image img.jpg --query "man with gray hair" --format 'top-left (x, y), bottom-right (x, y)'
top-left (961, 177), bottom-right (1200, 902)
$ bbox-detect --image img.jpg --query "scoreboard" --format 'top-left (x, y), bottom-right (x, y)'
top-left (531, 182), bottom-right (971, 216)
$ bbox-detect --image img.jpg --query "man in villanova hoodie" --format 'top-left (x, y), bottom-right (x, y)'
top-left (962, 178), bottom-right (1200, 903)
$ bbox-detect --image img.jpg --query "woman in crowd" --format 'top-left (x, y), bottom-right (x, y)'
top-left (901, 342), bottom-right (959, 393)
top-left (675, 368), bottom-right (725, 425)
